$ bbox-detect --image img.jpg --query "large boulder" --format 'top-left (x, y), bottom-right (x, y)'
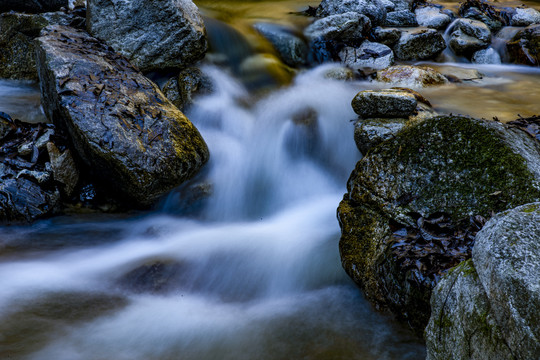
top-left (0, 11), bottom-right (82, 80)
top-left (459, 0), bottom-right (509, 32)
top-left (316, 0), bottom-right (387, 26)
top-left (384, 10), bottom-right (418, 27)
top-left (511, 7), bottom-right (540, 26)
top-left (86, 0), bottom-right (207, 72)
top-left (338, 115), bottom-right (540, 334)
top-left (36, 25), bottom-right (209, 206)
top-left (426, 203), bottom-right (540, 359)
top-left (393, 28), bottom-right (446, 61)
top-left (507, 24), bottom-right (540, 66)
top-left (351, 89), bottom-right (417, 118)
top-left (0, 0), bottom-right (68, 13)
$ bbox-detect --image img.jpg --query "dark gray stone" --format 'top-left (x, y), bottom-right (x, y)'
top-left (36, 25), bottom-right (209, 206)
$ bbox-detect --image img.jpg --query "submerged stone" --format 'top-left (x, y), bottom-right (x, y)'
top-left (376, 65), bottom-right (449, 88)
top-left (36, 25), bottom-right (209, 206)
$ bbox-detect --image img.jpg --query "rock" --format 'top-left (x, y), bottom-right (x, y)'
top-left (472, 47), bottom-right (501, 64)
top-left (376, 65), bottom-right (449, 88)
top-left (322, 65), bottom-right (355, 80)
top-left (393, 28), bottom-right (446, 61)
top-left (415, 6), bottom-right (452, 30)
top-left (511, 7), bottom-right (540, 26)
top-left (338, 115), bottom-right (540, 333)
top-left (338, 41), bottom-right (394, 70)
top-left (0, 178), bottom-right (60, 223)
top-left (425, 260), bottom-right (513, 360)
top-left (426, 203), bottom-right (540, 359)
top-left (436, 66), bottom-right (483, 82)
top-left (162, 67), bottom-right (213, 111)
top-left (36, 25), bottom-right (209, 206)
top-left (459, 0), bottom-right (509, 32)
top-left (0, 112), bottom-right (13, 140)
top-left (354, 101), bottom-right (437, 154)
top-left (316, 0), bottom-right (387, 26)
top-left (0, 11), bottom-right (82, 80)
top-left (351, 89), bottom-right (417, 118)
top-left (372, 26), bottom-right (401, 47)
top-left (87, 0), bottom-right (207, 72)
top-left (0, 0), bottom-right (68, 13)
top-left (507, 24), bottom-right (540, 66)
top-left (384, 10), bottom-right (418, 27)
top-left (47, 142), bottom-right (79, 196)
top-left (254, 23), bottom-right (308, 67)
top-left (304, 12), bottom-right (371, 44)
top-left (448, 19), bottom-right (491, 57)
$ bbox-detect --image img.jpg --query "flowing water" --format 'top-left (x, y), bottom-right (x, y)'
top-left (1, 1), bottom-right (540, 359)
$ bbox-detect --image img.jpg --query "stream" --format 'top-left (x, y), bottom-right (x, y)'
top-left (1, 0), bottom-right (539, 359)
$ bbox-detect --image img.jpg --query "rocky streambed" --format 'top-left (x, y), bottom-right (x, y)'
top-left (0, 0), bottom-right (539, 359)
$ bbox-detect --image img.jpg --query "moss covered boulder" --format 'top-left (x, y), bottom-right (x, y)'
top-left (338, 115), bottom-right (540, 333)
top-left (0, 11), bottom-right (82, 80)
top-left (36, 25), bottom-right (209, 206)
top-left (426, 203), bottom-right (540, 359)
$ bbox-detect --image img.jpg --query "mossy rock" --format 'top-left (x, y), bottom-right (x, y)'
top-left (338, 115), bottom-right (540, 334)
top-left (0, 11), bottom-right (81, 80)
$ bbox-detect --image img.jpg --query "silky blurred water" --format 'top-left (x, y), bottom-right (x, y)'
top-left (1, 0), bottom-right (540, 359)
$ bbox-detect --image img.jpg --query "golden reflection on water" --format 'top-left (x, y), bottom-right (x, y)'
top-left (419, 66), bottom-right (540, 122)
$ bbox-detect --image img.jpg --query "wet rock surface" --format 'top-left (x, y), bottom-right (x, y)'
top-left (351, 89), bottom-right (417, 118)
top-left (0, 112), bottom-right (74, 223)
top-left (448, 19), bottom-right (491, 57)
top-left (0, 11), bottom-right (83, 80)
top-left (304, 11), bottom-right (371, 45)
top-left (36, 25), bottom-right (209, 207)
top-left (459, 0), bottom-right (509, 32)
top-left (426, 203), bottom-right (540, 360)
top-left (507, 24), bottom-right (540, 66)
top-left (393, 28), bottom-right (446, 61)
top-left (316, 0), bottom-right (387, 25)
top-left (338, 41), bottom-right (394, 70)
top-left (87, 0), bottom-right (207, 72)
top-left (161, 67), bottom-right (213, 111)
top-left (0, 0), bottom-right (68, 13)
top-left (384, 10), bottom-right (418, 27)
top-left (415, 6), bottom-right (452, 30)
top-left (338, 115), bottom-right (540, 334)
top-left (376, 65), bottom-right (449, 88)
top-left (510, 7), bottom-right (540, 26)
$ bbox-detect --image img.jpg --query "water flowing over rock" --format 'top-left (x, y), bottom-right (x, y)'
top-left (254, 23), bottom-right (308, 68)
top-left (393, 28), bottom-right (446, 60)
top-left (376, 65), bottom-right (449, 88)
top-left (472, 47), bottom-right (501, 64)
top-left (426, 203), bottom-right (540, 360)
top-left (448, 19), bottom-right (491, 57)
top-left (36, 25), bottom-right (209, 206)
top-left (415, 6), bottom-right (452, 30)
top-left (0, 0), bottom-right (68, 13)
top-left (0, 11), bottom-right (83, 80)
top-left (87, 0), bottom-right (207, 72)
top-left (507, 24), bottom-right (540, 66)
top-left (338, 41), bottom-right (394, 70)
top-left (338, 115), bottom-right (540, 334)
top-left (316, 0), bottom-right (387, 26)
